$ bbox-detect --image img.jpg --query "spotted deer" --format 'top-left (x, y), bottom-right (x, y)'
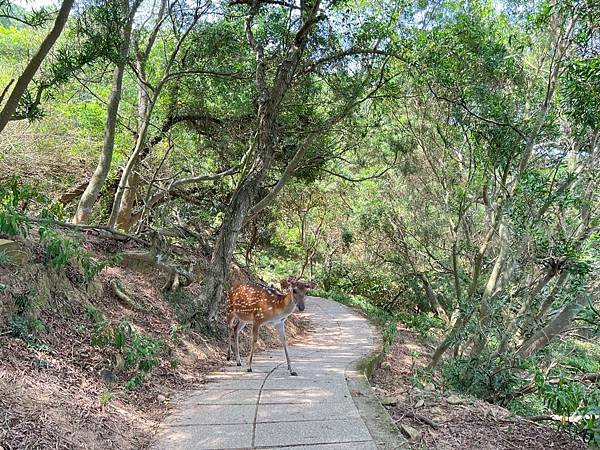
top-left (226, 276), bottom-right (316, 376)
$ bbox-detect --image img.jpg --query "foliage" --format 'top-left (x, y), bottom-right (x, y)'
top-left (0, 177), bottom-right (44, 236)
top-left (0, 250), bottom-right (12, 265)
top-left (441, 356), bottom-right (526, 405)
top-left (535, 372), bottom-right (600, 446)
top-left (87, 306), bottom-right (162, 389)
top-left (37, 225), bottom-right (109, 283)
top-left (2, 0), bottom-right (600, 443)
top-left (7, 289), bottom-right (49, 350)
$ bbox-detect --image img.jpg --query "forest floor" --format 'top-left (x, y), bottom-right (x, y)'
top-left (0, 232), bottom-right (309, 449)
top-left (372, 324), bottom-right (588, 450)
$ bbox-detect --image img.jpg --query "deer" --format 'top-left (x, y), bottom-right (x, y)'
top-left (226, 275), bottom-right (316, 376)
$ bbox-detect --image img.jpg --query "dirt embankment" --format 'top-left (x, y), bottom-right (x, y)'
top-left (0, 233), bottom-right (310, 449)
top-left (371, 325), bottom-right (587, 450)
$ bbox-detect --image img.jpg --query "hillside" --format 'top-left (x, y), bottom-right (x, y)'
top-left (0, 230), bottom-right (308, 448)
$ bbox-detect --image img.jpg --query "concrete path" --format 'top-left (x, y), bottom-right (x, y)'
top-left (154, 297), bottom-right (404, 450)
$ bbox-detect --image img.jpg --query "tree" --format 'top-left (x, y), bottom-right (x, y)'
top-left (73, 0), bottom-right (143, 224)
top-left (198, 0), bottom-right (397, 320)
top-left (0, 0), bottom-right (75, 134)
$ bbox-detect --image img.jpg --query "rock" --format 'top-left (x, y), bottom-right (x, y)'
top-left (400, 424), bottom-right (422, 441)
top-left (415, 399), bottom-right (425, 408)
top-left (157, 394), bottom-right (167, 403)
top-left (31, 359), bottom-right (52, 370)
top-left (100, 368), bottom-right (116, 383)
top-left (114, 353), bottom-right (125, 371)
top-left (380, 361), bottom-right (392, 370)
top-left (0, 239), bottom-right (29, 264)
top-left (380, 396), bottom-right (398, 406)
top-left (447, 394), bottom-right (463, 405)
top-left (423, 382), bottom-right (435, 392)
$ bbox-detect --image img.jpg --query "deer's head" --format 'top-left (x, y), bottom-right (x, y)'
top-left (282, 276), bottom-right (316, 312)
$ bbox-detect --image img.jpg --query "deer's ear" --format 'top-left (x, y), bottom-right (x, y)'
top-left (280, 279), bottom-right (289, 290)
top-left (308, 280), bottom-right (317, 289)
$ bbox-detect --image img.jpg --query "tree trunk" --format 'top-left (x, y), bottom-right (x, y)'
top-left (517, 291), bottom-right (592, 358)
top-left (0, 0), bottom-right (75, 134)
top-left (428, 216), bottom-right (499, 368)
top-left (114, 53), bottom-right (151, 231)
top-left (427, 313), bottom-right (470, 370)
top-left (108, 102), bottom-right (154, 228)
top-left (496, 269), bottom-right (556, 355)
top-left (471, 222), bottom-right (511, 356)
top-left (109, 2), bottom-right (199, 229)
top-left (73, 0), bottom-right (139, 224)
top-left (204, 148), bottom-right (275, 320)
top-left (418, 273), bottom-right (449, 322)
top-left (198, 1), bottom-right (323, 321)
top-left (528, 271), bottom-right (569, 332)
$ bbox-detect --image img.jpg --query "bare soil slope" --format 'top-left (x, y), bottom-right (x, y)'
top-left (372, 325), bottom-right (587, 450)
top-left (0, 233), bottom-right (309, 449)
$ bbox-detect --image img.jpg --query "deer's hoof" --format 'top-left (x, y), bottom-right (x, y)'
top-left (247, 368), bottom-right (253, 372)
top-left (237, 362), bottom-right (242, 366)
top-left (290, 371), bottom-right (298, 376)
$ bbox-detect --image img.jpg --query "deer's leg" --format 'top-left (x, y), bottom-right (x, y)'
top-left (275, 321), bottom-right (296, 376)
top-left (247, 323), bottom-right (260, 372)
top-left (234, 320), bottom-right (247, 366)
top-left (227, 314), bottom-right (235, 361)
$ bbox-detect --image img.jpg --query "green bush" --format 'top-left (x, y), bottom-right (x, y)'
top-left (0, 250), bottom-right (13, 265)
top-left (535, 372), bottom-right (600, 445)
top-left (441, 356), bottom-right (525, 404)
top-left (87, 308), bottom-right (162, 389)
top-left (38, 225), bottom-right (109, 284)
top-left (397, 311), bottom-right (446, 338)
top-left (0, 178), bottom-right (38, 237)
top-left (38, 227), bottom-right (79, 269)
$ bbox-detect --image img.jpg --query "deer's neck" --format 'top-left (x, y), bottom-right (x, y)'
top-left (280, 291), bottom-right (296, 316)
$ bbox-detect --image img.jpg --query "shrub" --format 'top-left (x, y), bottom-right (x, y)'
top-left (38, 227), bottom-right (79, 269)
top-left (0, 177), bottom-right (46, 237)
top-left (38, 226), bottom-right (109, 284)
top-left (441, 356), bottom-right (525, 405)
top-left (87, 309), bottom-right (162, 389)
top-left (535, 372), bottom-right (600, 445)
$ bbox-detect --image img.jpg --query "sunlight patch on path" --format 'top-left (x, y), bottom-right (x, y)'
top-left (153, 297), bottom-right (397, 450)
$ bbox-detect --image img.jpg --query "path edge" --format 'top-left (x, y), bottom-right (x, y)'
top-left (338, 303), bottom-right (407, 450)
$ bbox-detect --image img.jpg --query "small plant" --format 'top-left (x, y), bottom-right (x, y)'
top-left (88, 313), bottom-right (162, 389)
top-left (394, 311), bottom-right (446, 339)
top-left (8, 315), bottom-right (31, 339)
top-left (13, 291), bottom-right (33, 314)
top-left (0, 177), bottom-right (43, 237)
top-left (0, 250), bottom-right (13, 265)
top-left (99, 389), bottom-right (117, 408)
top-left (79, 251), bottom-right (107, 284)
top-left (441, 355), bottom-right (524, 405)
top-left (535, 372), bottom-right (600, 444)
top-left (8, 314), bottom-right (48, 351)
top-left (38, 227), bottom-right (79, 269)
top-left (37, 226), bottom-right (109, 283)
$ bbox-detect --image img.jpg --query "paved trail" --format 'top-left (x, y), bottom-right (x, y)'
top-left (154, 297), bottom-right (403, 450)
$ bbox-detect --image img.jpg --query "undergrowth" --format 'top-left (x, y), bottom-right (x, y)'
top-left (86, 305), bottom-right (163, 390)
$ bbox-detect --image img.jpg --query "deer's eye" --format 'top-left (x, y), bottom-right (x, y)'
top-left (293, 288), bottom-right (297, 294)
